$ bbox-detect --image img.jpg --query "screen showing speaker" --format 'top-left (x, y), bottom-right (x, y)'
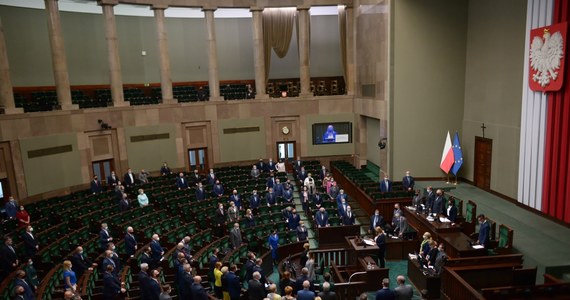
top-left (312, 122), bottom-right (352, 145)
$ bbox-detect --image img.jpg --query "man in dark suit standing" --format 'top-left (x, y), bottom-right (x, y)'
top-left (256, 159), bottom-right (266, 173)
top-left (179, 264), bottom-right (193, 300)
top-left (249, 190), bottom-right (260, 214)
top-left (103, 265), bottom-right (124, 300)
top-left (71, 246), bottom-right (94, 279)
top-left (318, 282), bottom-right (337, 300)
top-left (375, 278), bottom-right (396, 300)
top-left (402, 171), bottom-right (415, 191)
top-left (191, 169), bottom-right (202, 186)
top-left (267, 158), bottom-right (276, 173)
top-left (148, 269), bottom-right (161, 300)
top-left (21, 226), bottom-right (38, 258)
top-left (432, 189), bottom-right (445, 215)
top-left (215, 204), bottom-right (226, 237)
top-left (248, 272), bottom-right (266, 300)
top-left (446, 199), bottom-right (458, 223)
top-left (227, 264), bottom-right (241, 300)
top-left (315, 207), bottom-right (329, 228)
top-left (191, 276), bottom-right (208, 300)
top-left (297, 221), bottom-right (309, 242)
top-left (369, 209), bottom-right (385, 234)
top-left (176, 173), bottom-right (189, 190)
top-left (425, 186), bottom-right (435, 212)
top-left (379, 176), bottom-right (392, 192)
top-left (91, 175), bottom-right (102, 194)
top-left (342, 206), bottom-right (356, 226)
top-left (14, 270), bottom-right (35, 300)
top-left (295, 268), bottom-right (315, 294)
top-left (212, 180), bottom-right (224, 198)
top-left (394, 275), bottom-right (413, 300)
top-left (138, 263), bottom-right (151, 300)
top-left (99, 223), bottom-right (113, 251)
top-left (195, 183), bottom-right (207, 201)
top-left (265, 187), bottom-right (276, 207)
top-left (107, 171), bottom-right (119, 190)
top-left (150, 234), bottom-right (164, 267)
top-left (124, 168), bottom-right (136, 188)
top-left (477, 214), bottom-right (491, 248)
top-left (206, 169), bottom-right (217, 186)
top-left (124, 226), bottom-right (137, 257)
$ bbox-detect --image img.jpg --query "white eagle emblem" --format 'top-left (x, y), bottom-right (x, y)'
top-left (530, 29), bottom-right (564, 87)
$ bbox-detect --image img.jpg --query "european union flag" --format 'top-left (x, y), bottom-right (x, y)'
top-left (451, 132), bottom-right (463, 176)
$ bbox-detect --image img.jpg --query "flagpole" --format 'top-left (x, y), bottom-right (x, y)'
top-left (454, 174), bottom-right (458, 185)
top-left (446, 173), bottom-right (450, 184)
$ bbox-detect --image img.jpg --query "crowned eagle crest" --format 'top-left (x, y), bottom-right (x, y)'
top-left (530, 29), bottom-right (564, 88)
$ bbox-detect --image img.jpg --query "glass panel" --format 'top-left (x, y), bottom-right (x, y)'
top-left (287, 143), bottom-right (295, 159)
top-left (277, 143), bottom-right (285, 159)
top-left (189, 150), bottom-right (197, 167)
top-left (103, 161), bottom-right (111, 179)
top-left (92, 163), bottom-right (101, 180)
top-left (198, 149), bottom-right (205, 169)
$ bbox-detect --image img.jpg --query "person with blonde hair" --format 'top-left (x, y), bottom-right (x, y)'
top-left (283, 286), bottom-right (295, 300)
top-left (420, 232), bottom-right (432, 257)
top-left (214, 261), bottom-right (223, 298)
top-left (267, 283), bottom-right (282, 300)
top-left (63, 260), bottom-right (77, 291)
top-left (137, 189), bottom-right (149, 207)
top-left (375, 226), bottom-right (386, 268)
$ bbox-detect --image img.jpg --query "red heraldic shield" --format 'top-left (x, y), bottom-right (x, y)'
top-left (529, 22), bottom-right (567, 92)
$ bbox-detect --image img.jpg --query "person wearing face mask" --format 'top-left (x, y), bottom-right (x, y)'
top-left (244, 209), bottom-right (256, 228)
top-left (99, 223), bottom-right (113, 251)
top-left (342, 205), bottom-right (355, 226)
top-left (63, 260), bottom-right (77, 292)
top-left (207, 169), bottom-right (217, 186)
top-left (287, 208), bottom-right (301, 231)
top-left (476, 214), bottom-right (491, 248)
top-left (22, 225), bottom-right (38, 258)
top-left (297, 221), bottom-right (309, 242)
top-left (23, 258), bottom-right (39, 293)
top-left (70, 246), bottom-right (94, 279)
top-left (102, 250), bottom-right (118, 275)
top-left (14, 270), bottom-right (34, 300)
top-left (369, 209), bottom-right (385, 234)
top-left (215, 203), bottom-right (227, 237)
top-left (16, 205), bottom-right (31, 229)
top-left (5, 196), bottom-right (18, 219)
top-left (0, 237), bottom-right (18, 280)
top-left (229, 189), bottom-right (242, 210)
top-left (123, 168), bottom-right (135, 188)
top-left (249, 190), bottom-right (260, 215)
top-left (150, 234), bottom-right (165, 266)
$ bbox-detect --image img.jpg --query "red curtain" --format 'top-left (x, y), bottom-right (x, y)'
top-left (543, 0), bottom-right (570, 223)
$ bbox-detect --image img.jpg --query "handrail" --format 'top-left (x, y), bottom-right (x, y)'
top-left (348, 271), bottom-right (367, 283)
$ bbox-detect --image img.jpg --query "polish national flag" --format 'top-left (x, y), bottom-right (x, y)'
top-left (440, 131), bottom-right (455, 174)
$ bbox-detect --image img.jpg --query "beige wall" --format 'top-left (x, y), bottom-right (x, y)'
top-left (123, 124), bottom-right (179, 172)
top-left (391, 0), bottom-right (468, 178)
top-left (365, 116), bottom-right (381, 167)
top-left (462, 0), bottom-right (526, 198)
top-left (217, 117), bottom-right (266, 162)
top-left (19, 133), bottom-right (82, 196)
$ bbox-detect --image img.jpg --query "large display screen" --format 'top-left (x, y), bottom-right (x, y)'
top-left (312, 122), bottom-right (352, 144)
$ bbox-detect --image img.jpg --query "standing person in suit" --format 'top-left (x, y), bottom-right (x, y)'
top-left (315, 208), bottom-right (329, 228)
top-left (297, 221), bottom-right (309, 242)
top-left (273, 178), bottom-right (284, 198)
top-left (215, 203), bottom-right (226, 237)
top-left (179, 264), bottom-right (193, 300)
top-left (425, 186), bottom-right (435, 212)
top-left (267, 158), bottom-right (276, 172)
top-left (379, 176), bottom-right (392, 193)
top-left (148, 269), bottom-right (161, 300)
top-left (244, 252), bottom-right (256, 282)
top-left (249, 190), bottom-right (261, 214)
top-left (432, 190), bottom-right (445, 215)
top-left (227, 201), bottom-right (239, 223)
top-left (317, 282), bottom-right (337, 300)
top-left (176, 173), bottom-right (189, 190)
top-left (305, 252), bottom-right (315, 280)
top-left (402, 171), bottom-right (415, 191)
top-left (297, 281), bottom-right (315, 300)
top-left (338, 198), bottom-right (348, 217)
top-left (229, 223), bottom-right (243, 249)
top-left (393, 213), bottom-right (409, 238)
top-left (107, 171), bottom-right (119, 190)
top-left (119, 194), bottom-right (130, 212)
top-left (191, 276), bottom-right (208, 300)
top-left (257, 159), bottom-right (266, 173)
top-left (294, 156), bottom-right (303, 172)
top-left (190, 169), bottom-right (202, 186)
top-left (335, 189), bottom-right (347, 206)
top-left (477, 214), bottom-right (491, 248)
top-left (227, 264), bottom-right (241, 300)
top-left (328, 181), bottom-right (340, 200)
top-left (369, 209), bottom-right (385, 234)
top-left (195, 183), bottom-right (207, 201)
top-left (138, 263), bottom-right (151, 300)
top-left (247, 272), bottom-right (266, 300)
top-left (244, 209), bottom-right (256, 228)
top-left (91, 175), bottom-right (102, 194)
top-left (300, 186), bottom-right (310, 214)
top-left (297, 167), bottom-right (308, 183)
top-left (209, 248), bottom-right (219, 284)
top-left (14, 270), bottom-right (35, 300)
top-left (283, 185), bottom-right (294, 204)
top-left (99, 223), bottom-right (113, 251)
top-left (160, 162), bottom-right (172, 176)
top-left (124, 226), bottom-right (137, 257)
top-left (4, 196), bottom-right (18, 219)
top-left (103, 265), bottom-right (125, 300)
top-left (150, 234), bottom-right (164, 266)
top-left (266, 187), bottom-right (276, 207)
top-left (268, 230), bottom-right (279, 265)
top-left (319, 165), bottom-right (328, 181)
top-left (70, 246), bottom-right (94, 279)
top-left (342, 205), bottom-right (356, 226)
top-left (375, 278), bottom-right (396, 300)
top-left (140, 247), bottom-right (152, 267)
top-left (22, 226), bottom-right (38, 258)
top-left (412, 189), bottom-right (424, 210)
top-left (375, 227), bottom-right (387, 268)
top-left (394, 275), bottom-right (413, 300)
top-left (124, 168), bottom-right (136, 188)
top-left (212, 180), bottom-right (224, 198)
top-left (207, 169), bottom-right (217, 186)
top-left (229, 189), bottom-right (242, 210)
top-left (138, 169), bottom-right (150, 184)
top-left (288, 208), bottom-right (301, 231)
top-left (251, 165), bottom-right (260, 178)
top-left (102, 250), bottom-right (119, 275)
top-left (266, 172), bottom-right (276, 190)
top-left (446, 199), bottom-right (458, 224)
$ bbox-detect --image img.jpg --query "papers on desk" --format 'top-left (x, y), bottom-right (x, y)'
top-left (363, 238), bottom-right (376, 246)
top-left (408, 253), bottom-right (418, 260)
top-left (426, 216), bottom-right (435, 222)
top-left (406, 206), bottom-right (416, 211)
top-left (471, 244), bottom-right (484, 249)
top-left (439, 217), bottom-right (451, 223)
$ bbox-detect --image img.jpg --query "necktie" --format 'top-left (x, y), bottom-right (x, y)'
top-left (9, 246), bottom-right (15, 253)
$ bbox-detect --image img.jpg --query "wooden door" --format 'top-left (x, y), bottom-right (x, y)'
top-left (474, 137), bottom-right (492, 189)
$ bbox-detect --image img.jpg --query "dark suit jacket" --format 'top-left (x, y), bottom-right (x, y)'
top-left (226, 271), bottom-right (241, 299)
top-left (148, 279), bottom-right (161, 300)
top-left (375, 288), bottom-right (396, 300)
top-left (295, 275), bottom-right (315, 294)
top-left (212, 184), bottom-right (224, 197)
top-left (402, 176), bottom-right (415, 190)
top-left (178, 273), bottom-right (193, 300)
top-left (370, 214), bottom-right (385, 231)
top-left (100, 229), bottom-right (112, 250)
top-left (160, 166), bottom-right (171, 175)
top-left (433, 196), bottom-right (445, 214)
top-left (297, 289), bottom-right (316, 300)
top-left (123, 173), bottom-right (135, 186)
top-left (379, 180), bottom-right (393, 192)
top-left (119, 199), bottom-right (130, 212)
top-left (71, 252), bottom-right (91, 278)
top-left (447, 205), bottom-right (458, 223)
top-left (266, 193), bottom-right (276, 205)
top-left (341, 211), bottom-right (355, 225)
top-left (103, 272), bottom-right (121, 300)
top-left (125, 233), bottom-right (137, 256)
top-left (176, 177), bottom-right (189, 189)
top-left (191, 174), bottom-right (202, 186)
top-left (479, 221), bottom-right (491, 247)
top-left (22, 232), bottom-right (38, 257)
top-left (249, 195), bottom-right (260, 209)
top-left (215, 209), bottom-right (226, 225)
top-left (140, 253), bottom-right (152, 267)
top-left (138, 271), bottom-right (151, 300)
top-left (91, 180), bottom-right (102, 194)
top-left (191, 282), bottom-right (208, 300)
top-left (107, 175), bottom-right (119, 187)
top-left (14, 278), bottom-right (34, 300)
top-left (195, 188), bottom-right (207, 201)
top-left (297, 226), bottom-right (309, 241)
top-left (318, 291), bottom-right (337, 300)
top-left (288, 214), bottom-right (301, 230)
top-left (247, 279), bottom-right (265, 300)
top-left (315, 211), bottom-right (329, 227)
top-left (150, 241), bottom-right (163, 261)
top-left (207, 174), bottom-right (217, 186)
top-left (426, 191), bottom-right (436, 211)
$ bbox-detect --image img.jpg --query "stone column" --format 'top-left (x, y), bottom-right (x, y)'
top-left (297, 6), bottom-right (311, 97)
top-left (345, 5), bottom-right (356, 96)
top-left (99, 0), bottom-right (128, 106)
top-left (45, 0), bottom-right (77, 110)
top-left (153, 5), bottom-right (175, 104)
top-left (203, 7), bottom-right (222, 101)
top-left (251, 7), bottom-right (268, 99)
top-left (0, 18), bottom-right (22, 114)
